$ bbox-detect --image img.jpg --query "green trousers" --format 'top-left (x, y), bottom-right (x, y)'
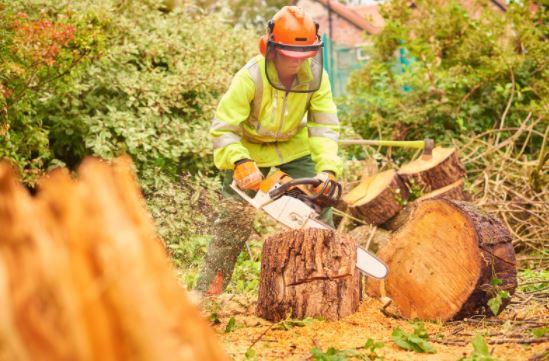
top-left (195, 155), bottom-right (333, 293)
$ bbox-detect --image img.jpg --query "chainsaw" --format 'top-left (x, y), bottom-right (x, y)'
top-left (230, 171), bottom-right (388, 279)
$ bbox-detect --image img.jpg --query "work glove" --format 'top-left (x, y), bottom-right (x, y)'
top-left (233, 159), bottom-right (263, 191)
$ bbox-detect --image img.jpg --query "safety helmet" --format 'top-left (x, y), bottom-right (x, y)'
top-left (259, 6), bottom-right (324, 93)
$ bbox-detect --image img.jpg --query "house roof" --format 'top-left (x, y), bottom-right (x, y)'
top-left (291, 0), bottom-right (382, 34)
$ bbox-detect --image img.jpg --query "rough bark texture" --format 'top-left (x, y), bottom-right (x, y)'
top-left (367, 199), bottom-right (517, 321)
top-left (257, 229), bottom-right (360, 322)
top-left (398, 147), bottom-right (465, 193)
top-left (195, 200), bottom-right (256, 294)
top-left (344, 170), bottom-right (409, 225)
top-left (0, 157), bottom-right (228, 361)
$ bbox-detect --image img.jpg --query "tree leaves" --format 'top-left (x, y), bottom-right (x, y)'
top-left (391, 322), bottom-right (435, 353)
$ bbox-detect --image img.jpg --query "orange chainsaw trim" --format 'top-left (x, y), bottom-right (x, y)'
top-left (259, 170), bottom-right (313, 196)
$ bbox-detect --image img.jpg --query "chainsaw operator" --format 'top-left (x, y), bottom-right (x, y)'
top-left (196, 6), bottom-right (342, 294)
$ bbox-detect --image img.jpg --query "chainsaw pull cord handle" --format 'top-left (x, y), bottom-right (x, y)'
top-left (268, 178), bottom-right (342, 207)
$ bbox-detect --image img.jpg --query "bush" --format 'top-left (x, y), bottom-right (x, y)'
top-left (1, 0), bottom-right (258, 265)
top-left (342, 0), bottom-right (547, 154)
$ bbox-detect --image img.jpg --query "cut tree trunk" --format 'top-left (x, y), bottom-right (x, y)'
top-left (398, 147), bottom-right (465, 193)
top-left (0, 157), bottom-right (228, 361)
top-left (342, 169), bottom-right (409, 225)
top-left (257, 229), bottom-right (360, 322)
top-left (381, 179), bottom-right (470, 232)
top-left (367, 199), bottom-right (517, 321)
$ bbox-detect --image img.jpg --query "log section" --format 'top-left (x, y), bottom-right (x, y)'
top-left (0, 158), bottom-right (228, 361)
top-left (367, 199), bottom-right (517, 321)
top-left (398, 147), bottom-right (465, 192)
top-left (257, 229), bottom-right (360, 322)
top-left (343, 169), bottom-right (409, 225)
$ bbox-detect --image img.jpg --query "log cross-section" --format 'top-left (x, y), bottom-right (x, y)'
top-left (257, 229), bottom-right (360, 322)
top-left (367, 199), bottom-right (517, 321)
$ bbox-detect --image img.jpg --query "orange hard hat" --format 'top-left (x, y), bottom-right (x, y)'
top-left (259, 6), bottom-right (321, 59)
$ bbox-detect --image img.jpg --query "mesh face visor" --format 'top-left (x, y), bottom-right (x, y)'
top-left (265, 40), bottom-right (324, 93)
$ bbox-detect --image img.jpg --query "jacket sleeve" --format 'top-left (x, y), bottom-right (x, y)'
top-left (210, 69), bottom-right (255, 170)
top-left (307, 71), bottom-right (342, 176)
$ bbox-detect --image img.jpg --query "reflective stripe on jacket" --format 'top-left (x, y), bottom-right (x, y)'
top-left (210, 55), bottom-right (342, 176)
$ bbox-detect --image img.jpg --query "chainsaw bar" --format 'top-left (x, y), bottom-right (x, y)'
top-left (230, 181), bottom-right (388, 279)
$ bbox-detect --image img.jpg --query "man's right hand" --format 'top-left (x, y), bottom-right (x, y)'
top-left (234, 159), bottom-right (263, 191)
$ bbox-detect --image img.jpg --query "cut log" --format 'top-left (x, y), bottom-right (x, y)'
top-left (417, 179), bottom-right (470, 202)
top-left (0, 157), bottom-right (228, 361)
top-left (398, 147), bottom-right (465, 193)
top-left (342, 169), bottom-right (409, 225)
top-left (257, 229), bottom-right (360, 322)
top-left (381, 179), bottom-right (470, 232)
top-left (367, 199), bottom-right (517, 321)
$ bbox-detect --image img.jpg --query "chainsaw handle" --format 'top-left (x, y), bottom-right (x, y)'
top-left (268, 178), bottom-right (342, 207)
top-left (268, 178), bottom-right (321, 199)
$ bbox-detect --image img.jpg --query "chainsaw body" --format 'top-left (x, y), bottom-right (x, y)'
top-left (230, 171), bottom-right (389, 279)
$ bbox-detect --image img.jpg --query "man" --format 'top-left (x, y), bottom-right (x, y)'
top-left (195, 6), bottom-right (342, 294)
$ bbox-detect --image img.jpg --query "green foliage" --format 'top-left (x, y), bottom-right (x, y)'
top-left (272, 317), bottom-right (315, 331)
top-left (487, 277), bottom-right (510, 315)
top-left (391, 322), bottom-right (436, 353)
top-left (244, 347), bottom-right (257, 360)
top-left (343, 0), bottom-right (547, 158)
top-left (224, 317), bottom-right (236, 333)
top-left (0, 1), bottom-right (106, 184)
top-left (1, 0), bottom-right (257, 266)
top-left (310, 347), bottom-right (360, 361)
top-left (226, 239), bottom-right (262, 294)
top-left (458, 334), bottom-right (499, 361)
top-left (531, 327), bottom-right (548, 338)
top-left (518, 268), bottom-right (549, 293)
top-left (487, 290), bottom-right (510, 316)
top-left (363, 338), bottom-right (384, 361)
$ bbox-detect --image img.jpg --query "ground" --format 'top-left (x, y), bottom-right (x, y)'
top-left (200, 292), bottom-right (548, 360)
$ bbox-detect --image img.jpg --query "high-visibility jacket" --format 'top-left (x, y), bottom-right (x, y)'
top-left (210, 55), bottom-right (342, 176)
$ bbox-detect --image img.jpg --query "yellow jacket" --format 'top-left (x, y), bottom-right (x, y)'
top-left (210, 55), bottom-right (342, 176)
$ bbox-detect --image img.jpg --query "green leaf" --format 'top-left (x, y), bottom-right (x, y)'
top-left (224, 317), bottom-right (236, 333)
top-left (391, 326), bottom-right (436, 354)
top-left (487, 296), bottom-right (502, 315)
top-left (244, 348), bottom-right (257, 360)
top-left (532, 327), bottom-right (548, 338)
top-left (490, 278), bottom-right (503, 286)
top-left (471, 334), bottom-right (490, 355)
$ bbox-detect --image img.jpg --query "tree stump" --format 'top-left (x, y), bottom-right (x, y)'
top-left (342, 170), bottom-right (409, 225)
top-left (398, 147), bottom-right (465, 193)
top-left (257, 229), bottom-right (360, 322)
top-left (367, 199), bottom-right (517, 321)
top-left (0, 157), bottom-right (228, 361)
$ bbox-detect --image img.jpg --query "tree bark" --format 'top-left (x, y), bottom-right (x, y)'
top-left (343, 169), bottom-right (409, 225)
top-left (398, 147), bottom-right (465, 193)
top-left (257, 229), bottom-right (360, 322)
top-left (0, 157), bottom-right (228, 361)
top-left (367, 199), bottom-right (517, 321)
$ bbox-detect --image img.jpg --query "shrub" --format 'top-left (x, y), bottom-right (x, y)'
top-left (343, 0), bottom-right (547, 155)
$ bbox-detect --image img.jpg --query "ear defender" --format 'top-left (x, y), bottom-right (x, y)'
top-left (259, 19), bottom-right (275, 56)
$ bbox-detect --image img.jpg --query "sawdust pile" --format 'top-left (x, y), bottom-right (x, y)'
top-left (0, 157), bottom-right (227, 361)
